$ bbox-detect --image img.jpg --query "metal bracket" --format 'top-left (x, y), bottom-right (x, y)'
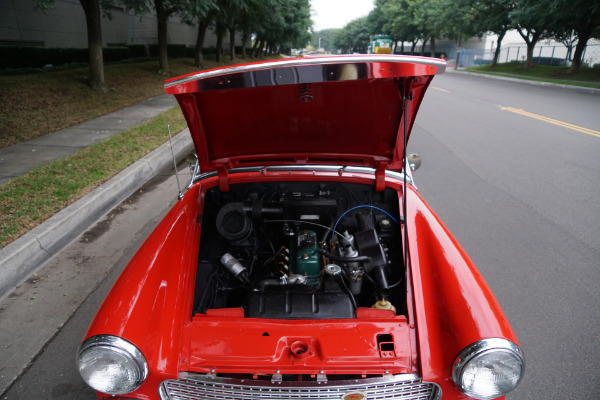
top-left (375, 163), bottom-right (386, 192)
top-left (216, 164), bottom-right (230, 192)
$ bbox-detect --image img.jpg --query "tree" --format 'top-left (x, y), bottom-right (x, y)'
top-left (550, 0), bottom-right (600, 72)
top-left (309, 29), bottom-right (340, 52)
top-left (510, 0), bottom-right (554, 68)
top-left (180, 0), bottom-right (218, 68)
top-left (212, 0), bottom-right (248, 62)
top-left (122, 0), bottom-right (185, 74)
top-left (34, 0), bottom-right (111, 91)
top-left (471, 0), bottom-right (514, 67)
top-left (333, 17), bottom-right (371, 54)
top-left (252, 0), bottom-right (311, 56)
top-left (376, 0), bottom-right (421, 54)
top-left (375, 0), bottom-right (451, 57)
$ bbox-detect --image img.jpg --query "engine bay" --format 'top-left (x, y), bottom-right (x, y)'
top-left (194, 181), bottom-right (407, 319)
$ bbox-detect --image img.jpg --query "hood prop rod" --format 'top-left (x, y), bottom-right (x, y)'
top-left (168, 125), bottom-right (184, 200)
top-left (401, 92), bottom-right (412, 285)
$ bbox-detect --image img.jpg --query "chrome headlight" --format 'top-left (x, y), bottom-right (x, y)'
top-left (77, 335), bottom-right (148, 395)
top-left (452, 338), bottom-right (524, 399)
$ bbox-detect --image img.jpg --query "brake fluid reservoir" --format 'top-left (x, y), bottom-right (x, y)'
top-left (292, 230), bottom-right (321, 287)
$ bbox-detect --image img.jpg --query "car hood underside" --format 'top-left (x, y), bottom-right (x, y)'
top-left (164, 55), bottom-right (445, 173)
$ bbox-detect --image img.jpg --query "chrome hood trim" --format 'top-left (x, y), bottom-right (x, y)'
top-left (165, 55), bottom-right (446, 89)
top-left (189, 165), bottom-right (413, 189)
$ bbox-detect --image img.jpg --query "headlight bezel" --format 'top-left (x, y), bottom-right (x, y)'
top-left (452, 338), bottom-right (525, 400)
top-left (77, 334), bottom-right (148, 395)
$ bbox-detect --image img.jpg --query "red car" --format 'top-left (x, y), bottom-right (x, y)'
top-left (77, 55), bottom-right (524, 400)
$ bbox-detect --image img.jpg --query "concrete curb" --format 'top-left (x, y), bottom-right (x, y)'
top-left (0, 130), bottom-right (193, 301)
top-left (447, 68), bottom-right (600, 95)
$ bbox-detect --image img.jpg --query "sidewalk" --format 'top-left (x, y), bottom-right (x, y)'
top-left (447, 67), bottom-right (600, 95)
top-left (0, 94), bottom-right (177, 184)
top-left (0, 94), bottom-right (193, 300)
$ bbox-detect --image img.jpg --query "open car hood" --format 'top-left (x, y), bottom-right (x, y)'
top-left (165, 55), bottom-right (445, 173)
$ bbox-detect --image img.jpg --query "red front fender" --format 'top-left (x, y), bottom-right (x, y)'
top-left (82, 184), bottom-right (202, 399)
top-left (406, 185), bottom-right (517, 397)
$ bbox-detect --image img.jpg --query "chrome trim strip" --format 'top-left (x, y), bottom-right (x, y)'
top-left (191, 165), bottom-right (411, 186)
top-left (404, 158), bottom-right (418, 191)
top-left (160, 373), bottom-right (440, 400)
top-left (165, 55), bottom-right (446, 89)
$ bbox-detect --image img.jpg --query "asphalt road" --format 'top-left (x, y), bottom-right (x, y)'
top-left (2, 72), bottom-right (599, 399)
top-left (408, 72), bottom-right (600, 399)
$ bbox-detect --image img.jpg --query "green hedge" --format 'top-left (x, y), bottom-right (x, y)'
top-left (126, 44), bottom-right (147, 58)
top-left (0, 44), bottom-right (195, 69)
top-left (0, 44), bottom-right (256, 69)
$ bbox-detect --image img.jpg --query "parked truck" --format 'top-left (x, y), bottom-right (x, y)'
top-left (369, 35), bottom-right (393, 54)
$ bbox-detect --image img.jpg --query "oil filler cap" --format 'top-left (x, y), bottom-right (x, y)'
top-left (324, 264), bottom-right (342, 276)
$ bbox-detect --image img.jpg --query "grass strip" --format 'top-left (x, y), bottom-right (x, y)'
top-left (466, 62), bottom-right (600, 89)
top-left (0, 106), bottom-right (186, 248)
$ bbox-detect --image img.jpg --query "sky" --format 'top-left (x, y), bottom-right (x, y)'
top-left (310, 0), bottom-right (375, 32)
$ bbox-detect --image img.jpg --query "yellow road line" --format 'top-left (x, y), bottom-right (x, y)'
top-left (501, 106), bottom-right (600, 138)
top-left (431, 86), bottom-right (450, 93)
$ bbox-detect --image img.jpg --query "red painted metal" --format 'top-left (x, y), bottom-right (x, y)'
top-left (165, 56), bottom-right (442, 173)
top-left (182, 312), bottom-right (414, 375)
top-left (405, 184), bottom-right (517, 398)
top-left (80, 57), bottom-right (519, 399)
top-left (84, 183), bottom-right (202, 399)
top-left (82, 171), bottom-right (517, 399)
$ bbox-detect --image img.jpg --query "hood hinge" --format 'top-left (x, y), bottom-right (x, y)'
top-left (375, 163), bottom-right (386, 192)
top-left (216, 164), bottom-right (230, 192)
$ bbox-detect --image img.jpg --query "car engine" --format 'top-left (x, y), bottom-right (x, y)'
top-left (193, 181), bottom-right (406, 319)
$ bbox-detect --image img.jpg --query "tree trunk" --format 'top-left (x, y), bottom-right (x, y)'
top-left (216, 31), bottom-right (223, 63)
top-left (517, 28), bottom-right (541, 69)
top-left (194, 19), bottom-right (208, 68)
top-left (155, 0), bottom-right (169, 74)
top-left (569, 32), bottom-right (590, 73)
top-left (258, 39), bottom-right (265, 57)
top-left (251, 37), bottom-right (260, 58)
top-left (430, 35), bottom-right (436, 57)
top-left (525, 43), bottom-right (535, 68)
top-left (492, 31), bottom-right (505, 67)
top-left (241, 31), bottom-right (249, 58)
top-left (229, 27), bottom-right (236, 61)
top-left (79, 0), bottom-right (106, 91)
top-left (420, 38), bottom-right (428, 56)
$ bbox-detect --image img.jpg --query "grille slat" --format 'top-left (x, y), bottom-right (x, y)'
top-left (160, 374), bottom-right (440, 400)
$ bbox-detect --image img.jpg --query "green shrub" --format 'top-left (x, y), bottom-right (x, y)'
top-left (0, 44), bottom-right (195, 68)
top-left (103, 47), bottom-right (133, 62)
top-left (147, 44), bottom-right (189, 58)
top-left (0, 46), bottom-right (87, 68)
top-left (127, 44), bottom-right (148, 58)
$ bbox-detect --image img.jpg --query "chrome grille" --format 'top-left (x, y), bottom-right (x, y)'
top-left (159, 373), bottom-right (441, 400)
